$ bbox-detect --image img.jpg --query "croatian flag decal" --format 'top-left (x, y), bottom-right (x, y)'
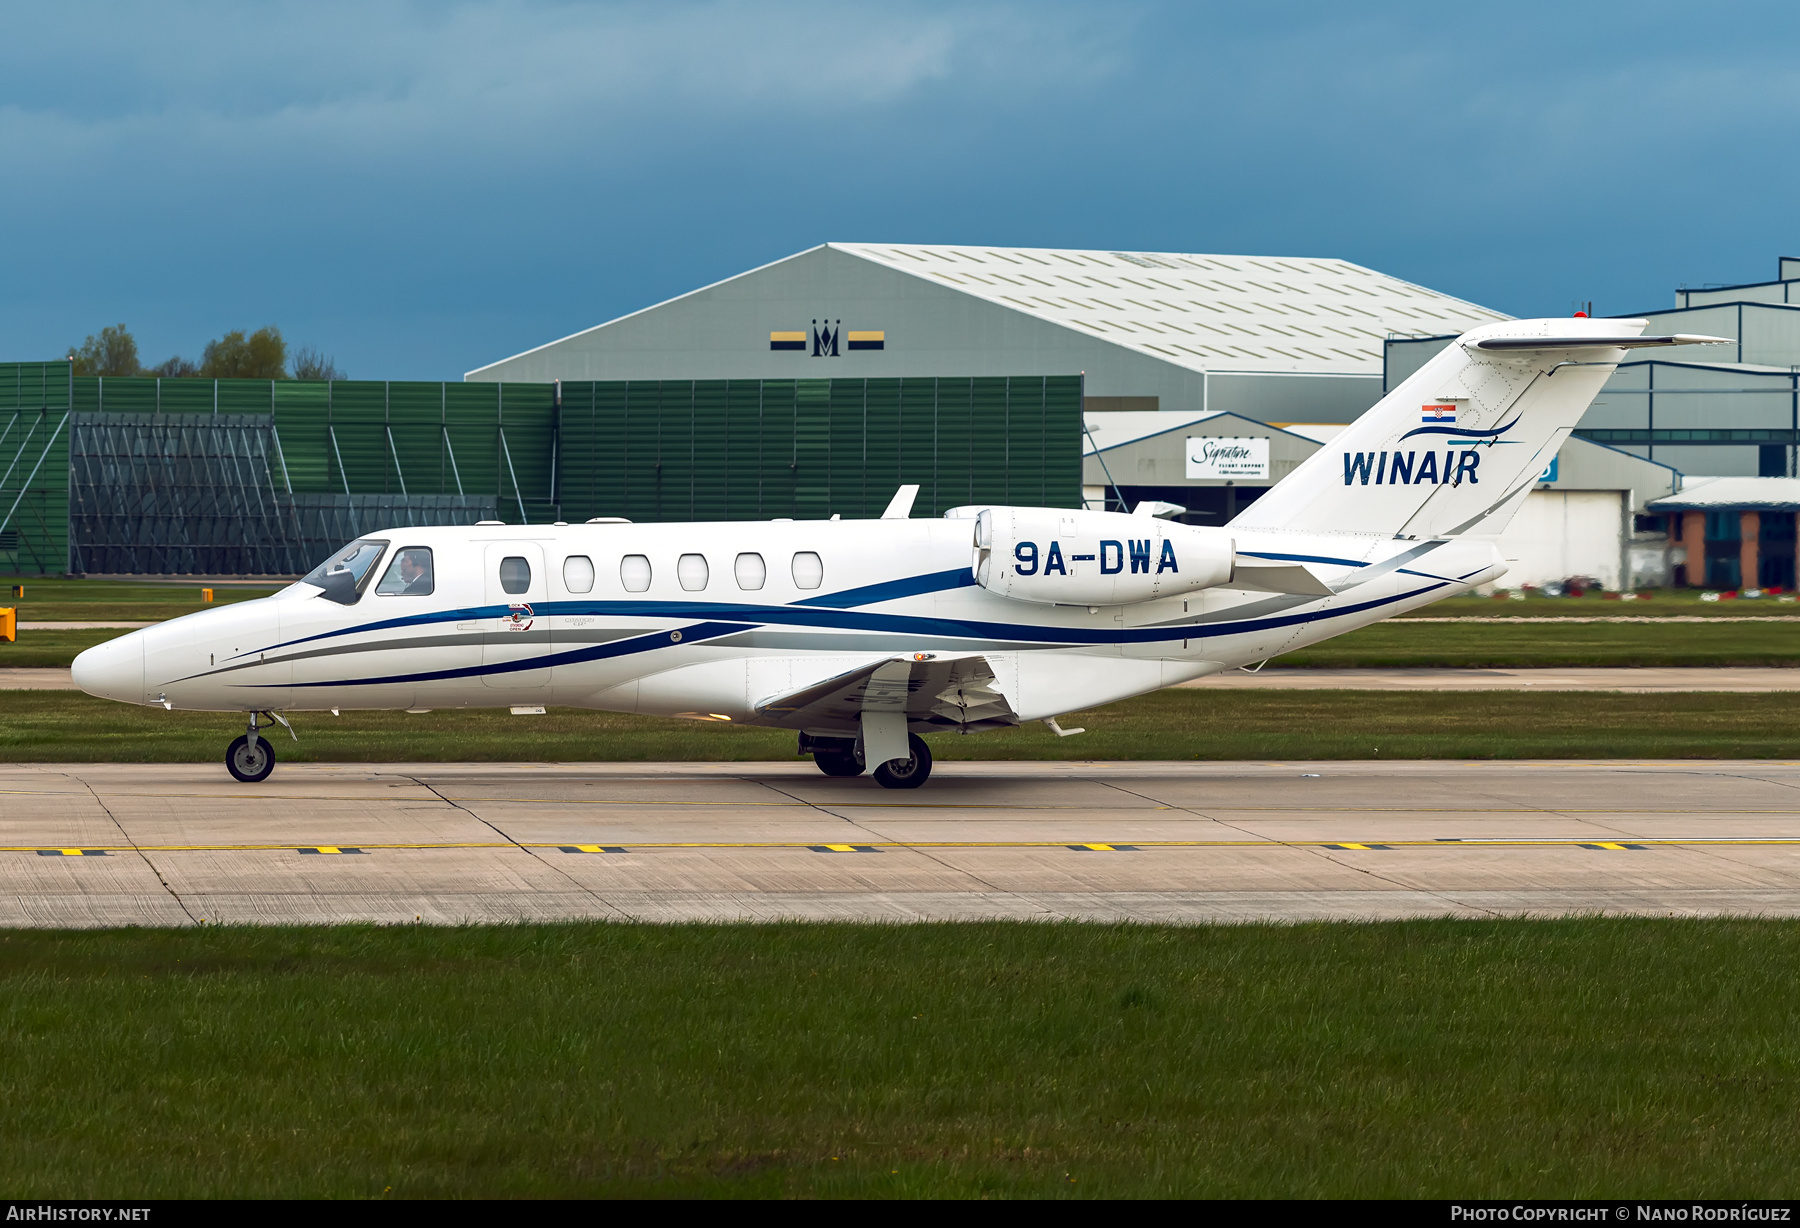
top-left (1421, 404), bottom-right (1457, 425)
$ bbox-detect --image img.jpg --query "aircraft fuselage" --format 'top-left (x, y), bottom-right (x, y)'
top-left (73, 516), bottom-right (1503, 727)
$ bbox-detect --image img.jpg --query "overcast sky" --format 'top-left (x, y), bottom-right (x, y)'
top-left (2, 1), bottom-right (1796, 379)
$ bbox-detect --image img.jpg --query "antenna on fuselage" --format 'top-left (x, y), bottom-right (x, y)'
top-left (881, 485), bottom-right (920, 519)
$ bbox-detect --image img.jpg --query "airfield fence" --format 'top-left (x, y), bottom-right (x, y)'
top-left (0, 365), bottom-right (1081, 575)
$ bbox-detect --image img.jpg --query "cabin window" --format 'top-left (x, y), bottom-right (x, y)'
top-left (563, 555), bottom-right (595, 594)
top-left (734, 552), bottom-right (766, 590)
top-left (677, 553), bottom-right (710, 591)
top-left (375, 547), bottom-right (434, 596)
top-left (499, 556), bottom-right (531, 595)
top-left (792, 551), bottom-right (823, 590)
top-left (620, 554), bottom-right (652, 592)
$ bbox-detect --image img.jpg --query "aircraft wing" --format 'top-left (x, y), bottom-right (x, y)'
top-left (751, 654), bottom-right (1017, 734)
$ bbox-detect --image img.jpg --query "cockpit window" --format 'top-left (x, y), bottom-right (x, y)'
top-left (375, 547), bottom-right (434, 596)
top-left (299, 539), bottom-right (388, 606)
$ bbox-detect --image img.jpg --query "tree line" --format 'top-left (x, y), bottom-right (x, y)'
top-left (66, 324), bottom-right (346, 381)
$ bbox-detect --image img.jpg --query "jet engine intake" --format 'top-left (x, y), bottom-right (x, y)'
top-left (972, 508), bottom-right (1235, 606)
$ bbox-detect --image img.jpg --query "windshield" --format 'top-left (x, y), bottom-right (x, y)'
top-left (296, 539), bottom-right (389, 605)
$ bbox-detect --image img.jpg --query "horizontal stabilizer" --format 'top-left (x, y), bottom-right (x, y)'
top-left (1472, 334), bottom-right (1731, 352)
top-left (1231, 560), bottom-right (1334, 597)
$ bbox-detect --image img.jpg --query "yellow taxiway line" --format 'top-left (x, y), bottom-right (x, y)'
top-left (10, 837), bottom-right (1800, 854)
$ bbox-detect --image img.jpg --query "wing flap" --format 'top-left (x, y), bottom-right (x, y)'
top-left (751, 654), bottom-right (1018, 733)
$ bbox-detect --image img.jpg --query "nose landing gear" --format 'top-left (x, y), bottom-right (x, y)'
top-left (225, 712), bottom-right (290, 783)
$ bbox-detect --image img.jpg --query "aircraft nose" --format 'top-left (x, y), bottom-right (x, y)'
top-left (71, 631), bottom-right (146, 704)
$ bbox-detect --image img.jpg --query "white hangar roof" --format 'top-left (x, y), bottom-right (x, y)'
top-left (832, 243), bottom-right (1509, 377)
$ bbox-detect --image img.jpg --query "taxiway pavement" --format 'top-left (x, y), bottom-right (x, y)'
top-left (6, 759), bottom-right (1800, 925)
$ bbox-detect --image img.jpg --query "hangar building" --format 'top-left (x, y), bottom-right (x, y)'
top-left (468, 243), bottom-right (1507, 426)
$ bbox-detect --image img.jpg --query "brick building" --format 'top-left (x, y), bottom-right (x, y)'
top-left (1648, 478), bottom-right (1800, 590)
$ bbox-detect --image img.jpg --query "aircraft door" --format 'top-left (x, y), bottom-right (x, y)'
top-left (482, 543), bottom-right (550, 690)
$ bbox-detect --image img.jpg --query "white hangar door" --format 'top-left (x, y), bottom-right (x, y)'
top-left (1496, 491), bottom-right (1625, 590)
top-left (483, 542), bottom-right (551, 689)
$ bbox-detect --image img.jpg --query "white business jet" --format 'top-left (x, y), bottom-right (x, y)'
top-left (72, 318), bottom-right (1726, 786)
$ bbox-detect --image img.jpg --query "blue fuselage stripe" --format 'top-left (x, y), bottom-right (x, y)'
top-left (1236, 549), bottom-right (1370, 568)
top-left (280, 621), bottom-right (757, 689)
top-left (795, 566), bottom-right (976, 608)
top-left (252, 567), bottom-right (982, 658)
top-left (246, 582), bottom-right (1447, 689)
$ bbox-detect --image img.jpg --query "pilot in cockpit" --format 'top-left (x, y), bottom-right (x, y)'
top-left (375, 547), bottom-right (435, 597)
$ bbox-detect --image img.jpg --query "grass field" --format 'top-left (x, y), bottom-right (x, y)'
top-left (2, 919), bottom-right (1796, 1198)
top-left (0, 575), bottom-right (278, 622)
top-left (8, 687), bottom-right (1800, 762)
top-left (0, 628), bottom-right (130, 667)
top-left (10, 575), bottom-right (1794, 619)
top-left (6, 617), bottom-right (1800, 672)
top-left (1401, 589), bottom-right (1800, 617)
top-left (4, 578), bottom-right (1799, 669)
top-left (1282, 618), bottom-right (1800, 667)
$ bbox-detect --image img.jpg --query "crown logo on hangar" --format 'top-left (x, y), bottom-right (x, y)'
top-left (769, 319), bottom-right (885, 355)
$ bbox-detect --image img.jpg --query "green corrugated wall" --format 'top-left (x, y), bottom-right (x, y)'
top-left (64, 375), bottom-right (555, 522)
top-left (555, 375), bottom-right (1082, 523)
top-left (0, 363), bottom-right (73, 574)
top-left (0, 364), bottom-right (1080, 572)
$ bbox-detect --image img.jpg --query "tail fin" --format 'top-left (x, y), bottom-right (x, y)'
top-left (1233, 319), bottom-right (1728, 539)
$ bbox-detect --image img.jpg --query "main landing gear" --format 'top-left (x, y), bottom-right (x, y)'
top-left (801, 732), bottom-right (934, 789)
top-left (225, 712), bottom-right (288, 783)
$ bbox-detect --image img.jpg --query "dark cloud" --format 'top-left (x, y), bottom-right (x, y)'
top-left (0, 0), bottom-right (1794, 377)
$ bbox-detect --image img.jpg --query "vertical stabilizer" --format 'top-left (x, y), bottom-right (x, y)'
top-left (1232, 319), bottom-right (1726, 539)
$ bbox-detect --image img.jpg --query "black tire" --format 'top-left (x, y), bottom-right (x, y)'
top-left (872, 733), bottom-right (933, 789)
top-left (226, 733), bottom-right (275, 783)
top-left (814, 746), bottom-right (864, 777)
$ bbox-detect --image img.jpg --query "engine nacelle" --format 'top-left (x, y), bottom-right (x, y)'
top-left (972, 508), bottom-right (1235, 606)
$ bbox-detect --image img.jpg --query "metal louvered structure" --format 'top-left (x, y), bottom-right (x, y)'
top-left (66, 412), bottom-right (495, 574)
top-left (0, 363), bottom-right (73, 574)
top-left (0, 364), bottom-right (1080, 576)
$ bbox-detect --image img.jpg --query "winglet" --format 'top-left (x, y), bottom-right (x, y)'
top-left (882, 484), bottom-right (920, 519)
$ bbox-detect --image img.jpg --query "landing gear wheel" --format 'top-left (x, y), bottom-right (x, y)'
top-left (226, 734), bottom-right (275, 783)
top-left (872, 734), bottom-right (932, 790)
top-left (814, 745), bottom-right (864, 777)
